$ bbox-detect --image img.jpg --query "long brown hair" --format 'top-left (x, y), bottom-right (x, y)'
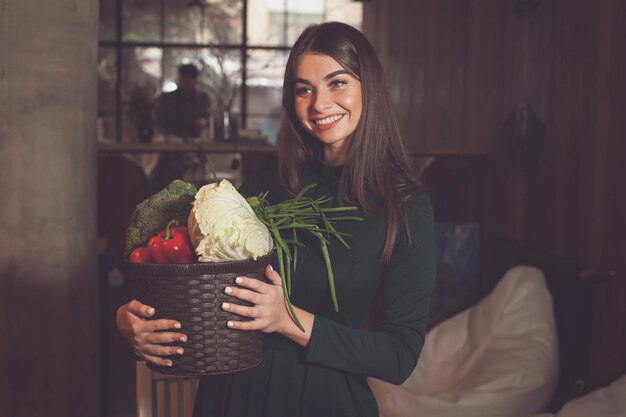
top-left (278, 22), bottom-right (423, 264)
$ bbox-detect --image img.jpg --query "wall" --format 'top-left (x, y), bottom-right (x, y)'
top-left (363, 0), bottom-right (626, 390)
top-left (363, 0), bottom-right (502, 153)
top-left (0, 0), bottom-right (100, 416)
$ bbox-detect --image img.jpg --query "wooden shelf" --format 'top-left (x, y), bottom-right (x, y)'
top-left (97, 141), bottom-right (277, 154)
top-left (97, 142), bottom-right (485, 157)
top-left (407, 148), bottom-right (485, 157)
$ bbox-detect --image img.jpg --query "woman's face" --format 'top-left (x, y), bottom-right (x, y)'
top-left (294, 52), bottom-right (362, 162)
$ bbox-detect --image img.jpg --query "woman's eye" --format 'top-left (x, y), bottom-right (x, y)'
top-left (330, 79), bottom-right (348, 88)
top-left (295, 86), bottom-right (311, 96)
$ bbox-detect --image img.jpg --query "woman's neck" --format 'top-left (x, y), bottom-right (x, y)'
top-left (322, 146), bottom-right (347, 166)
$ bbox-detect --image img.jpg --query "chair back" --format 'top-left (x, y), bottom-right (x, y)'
top-left (136, 361), bottom-right (199, 417)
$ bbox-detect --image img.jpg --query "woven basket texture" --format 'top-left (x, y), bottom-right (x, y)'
top-left (124, 252), bottom-right (273, 376)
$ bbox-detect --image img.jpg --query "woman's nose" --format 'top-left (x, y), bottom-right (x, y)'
top-left (312, 90), bottom-right (332, 112)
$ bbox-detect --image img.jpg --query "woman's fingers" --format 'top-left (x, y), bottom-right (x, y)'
top-left (222, 302), bottom-right (255, 318)
top-left (143, 353), bottom-right (174, 367)
top-left (233, 265), bottom-right (281, 293)
top-left (265, 264), bottom-right (282, 286)
top-left (129, 319), bottom-right (179, 338)
top-left (223, 266), bottom-right (288, 333)
top-left (130, 321), bottom-right (187, 346)
top-left (133, 330), bottom-right (186, 362)
top-left (139, 342), bottom-right (185, 358)
top-left (225, 285), bottom-right (261, 304)
top-left (127, 299), bottom-right (155, 318)
top-left (118, 303), bottom-right (187, 360)
top-left (116, 299), bottom-right (193, 366)
top-left (146, 331), bottom-right (188, 345)
top-left (233, 276), bottom-right (266, 292)
top-left (227, 319), bottom-right (261, 331)
top-left (146, 319), bottom-right (182, 332)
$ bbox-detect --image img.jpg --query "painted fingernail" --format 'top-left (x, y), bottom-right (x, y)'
top-left (180, 336), bottom-right (187, 342)
top-left (174, 322), bottom-right (181, 329)
top-left (147, 308), bottom-right (155, 315)
top-left (269, 264), bottom-right (274, 273)
top-left (235, 277), bottom-right (244, 284)
top-left (227, 321), bottom-right (234, 327)
top-left (176, 348), bottom-right (184, 355)
top-left (224, 287), bottom-right (232, 294)
top-left (222, 302), bottom-right (230, 310)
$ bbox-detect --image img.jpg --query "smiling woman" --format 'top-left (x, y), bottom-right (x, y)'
top-left (293, 53), bottom-right (363, 165)
top-left (116, 22), bottom-right (437, 417)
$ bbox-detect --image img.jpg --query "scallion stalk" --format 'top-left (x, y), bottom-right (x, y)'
top-left (247, 184), bottom-right (361, 331)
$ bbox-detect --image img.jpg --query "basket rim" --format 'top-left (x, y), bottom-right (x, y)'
top-left (123, 250), bottom-right (275, 275)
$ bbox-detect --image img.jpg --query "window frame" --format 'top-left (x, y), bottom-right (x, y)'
top-left (98, 0), bottom-right (361, 142)
top-left (100, 0), bottom-right (295, 142)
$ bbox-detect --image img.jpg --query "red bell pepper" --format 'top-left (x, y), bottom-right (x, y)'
top-left (129, 247), bottom-right (152, 263)
top-left (148, 220), bottom-right (196, 264)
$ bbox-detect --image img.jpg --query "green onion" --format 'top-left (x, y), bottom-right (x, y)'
top-left (247, 184), bottom-right (361, 331)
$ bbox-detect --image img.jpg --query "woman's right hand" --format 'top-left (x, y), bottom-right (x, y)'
top-left (115, 299), bottom-right (187, 367)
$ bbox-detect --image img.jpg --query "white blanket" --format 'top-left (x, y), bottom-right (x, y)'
top-left (369, 265), bottom-right (559, 417)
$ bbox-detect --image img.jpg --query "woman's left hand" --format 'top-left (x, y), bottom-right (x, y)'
top-left (222, 264), bottom-right (290, 334)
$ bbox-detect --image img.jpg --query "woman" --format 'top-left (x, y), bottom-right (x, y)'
top-left (117, 22), bottom-right (437, 417)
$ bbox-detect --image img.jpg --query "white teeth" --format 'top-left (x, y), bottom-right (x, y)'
top-left (314, 114), bottom-right (343, 125)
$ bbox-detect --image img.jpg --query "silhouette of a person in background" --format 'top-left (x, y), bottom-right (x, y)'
top-left (152, 63), bottom-right (211, 190)
top-left (156, 63), bottom-right (210, 140)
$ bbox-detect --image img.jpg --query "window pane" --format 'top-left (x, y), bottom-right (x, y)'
top-left (248, 0), bottom-right (362, 46)
top-left (246, 49), bottom-right (287, 144)
top-left (285, 0), bottom-right (324, 45)
top-left (161, 48), bottom-right (242, 114)
top-left (99, 0), bottom-right (117, 41)
top-left (164, 0), bottom-right (243, 44)
top-left (247, 0), bottom-right (288, 46)
top-left (246, 49), bottom-right (285, 114)
top-left (248, 0), bottom-right (324, 47)
top-left (101, 0), bottom-right (363, 144)
top-left (121, 47), bottom-right (162, 142)
top-left (122, 0), bottom-right (161, 42)
top-left (97, 47), bottom-right (117, 141)
top-left (323, 0), bottom-right (363, 29)
top-left (247, 116), bottom-right (280, 145)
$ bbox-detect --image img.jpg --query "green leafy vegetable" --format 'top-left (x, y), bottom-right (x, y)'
top-left (124, 180), bottom-right (197, 257)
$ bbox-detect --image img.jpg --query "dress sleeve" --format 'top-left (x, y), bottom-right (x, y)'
top-left (304, 194), bottom-right (437, 385)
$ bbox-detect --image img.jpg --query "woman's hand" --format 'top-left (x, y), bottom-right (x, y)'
top-left (115, 299), bottom-right (187, 367)
top-left (221, 264), bottom-right (290, 334)
top-left (222, 264), bottom-right (315, 346)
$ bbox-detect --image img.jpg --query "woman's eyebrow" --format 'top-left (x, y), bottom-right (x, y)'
top-left (295, 70), bottom-right (349, 85)
top-left (323, 69), bottom-right (349, 80)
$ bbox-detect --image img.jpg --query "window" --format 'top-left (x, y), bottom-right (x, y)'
top-left (97, 0), bottom-right (362, 145)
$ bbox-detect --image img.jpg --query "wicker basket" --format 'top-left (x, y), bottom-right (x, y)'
top-left (124, 252), bottom-right (274, 376)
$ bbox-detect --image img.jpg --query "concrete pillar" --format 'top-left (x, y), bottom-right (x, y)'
top-left (0, 1), bottom-right (100, 416)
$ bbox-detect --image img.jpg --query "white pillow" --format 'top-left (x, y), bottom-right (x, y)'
top-left (369, 265), bottom-right (559, 417)
top-left (528, 375), bottom-right (626, 417)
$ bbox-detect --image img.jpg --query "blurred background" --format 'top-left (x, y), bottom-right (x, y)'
top-left (96, 0), bottom-right (362, 146)
top-left (1, 0), bottom-right (625, 416)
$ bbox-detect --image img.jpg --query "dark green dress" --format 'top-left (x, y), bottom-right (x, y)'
top-left (193, 160), bottom-right (437, 417)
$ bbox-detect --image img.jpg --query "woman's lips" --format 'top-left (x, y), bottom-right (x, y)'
top-left (312, 114), bottom-right (344, 130)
